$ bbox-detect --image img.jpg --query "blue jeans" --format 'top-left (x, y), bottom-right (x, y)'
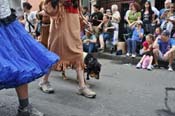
top-left (101, 33), bottom-right (113, 41)
top-left (127, 39), bottom-right (139, 54)
top-left (83, 43), bottom-right (96, 53)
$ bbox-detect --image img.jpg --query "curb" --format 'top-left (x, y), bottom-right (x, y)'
top-left (94, 52), bottom-right (175, 69)
top-left (94, 52), bottom-right (140, 65)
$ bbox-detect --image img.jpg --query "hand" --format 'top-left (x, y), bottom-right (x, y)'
top-left (104, 28), bottom-right (108, 32)
top-left (38, 10), bottom-right (47, 16)
top-left (84, 39), bottom-right (90, 43)
top-left (163, 52), bottom-right (169, 60)
top-left (86, 39), bottom-right (90, 43)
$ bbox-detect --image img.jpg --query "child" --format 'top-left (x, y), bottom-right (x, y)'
top-left (136, 34), bottom-right (155, 70)
top-left (154, 27), bottom-right (162, 38)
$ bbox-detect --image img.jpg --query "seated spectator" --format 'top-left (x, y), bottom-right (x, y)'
top-left (125, 2), bottom-right (141, 37)
top-left (154, 27), bottom-right (162, 38)
top-left (161, 3), bottom-right (175, 34)
top-left (159, 0), bottom-right (171, 23)
top-left (153, 30), bottom-right (175, 71)
top-left (140, 34), bottom-right (155, 55)
top-left (82, 29), bottom-right (97, 53)
top-left (126, 20), bottom-right (144, 58)
top-left (136, 34), bottom-right (155, 70)
top-left (98, 14), bottom-right (115, 51)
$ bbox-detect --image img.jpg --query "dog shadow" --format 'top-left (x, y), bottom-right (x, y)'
top-left (156, 87), bottom-right (175, 116)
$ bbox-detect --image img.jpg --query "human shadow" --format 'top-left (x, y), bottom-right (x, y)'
top-left (156, 87), bottom-right (175, 116)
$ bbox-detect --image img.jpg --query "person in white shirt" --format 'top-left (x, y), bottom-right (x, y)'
top-left (22, 2), bottom-right (37, 36)
top-left (111, 4), bottom-right (121, 45)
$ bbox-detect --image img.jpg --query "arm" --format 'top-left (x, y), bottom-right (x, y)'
top-left (137, 12), bottom-right (141, 20)
top-left (129, 21), bottom-right (137, 28)
top-left (89, 35), bottom-right (97, 43)
top-left (153, 37), bottom-right (160, 49)
top-left (125, 11), bottom-right (131, 25)
top-left (167, 46), bottom-right (175, 54)
top-left (167, 18), bottom-right (175, 24)
top-left (139, 33), bottom-right (144, 39)
top-left (85, 35), bottom-right (97, 43)
top-left (164, 45), bottom-right (175, 59)
top-left (97, 21), bottom-right (104, 29)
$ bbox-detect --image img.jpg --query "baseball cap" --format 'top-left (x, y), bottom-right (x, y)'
top-left (161, 30), bottom-right (170, 37)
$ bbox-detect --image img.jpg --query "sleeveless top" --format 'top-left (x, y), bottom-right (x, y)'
top-left (0, 0), bottom-right (11, 19)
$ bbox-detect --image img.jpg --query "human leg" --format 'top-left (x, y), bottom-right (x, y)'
top-left (76, 69), bottom-right (96, 98)
top-left (98, 34), bottom-right (105, 50)
top-left (126, 39), bottom-right (132, 56)
top-left (131, 40), bottom-right (137, 57)
top-left (16, 84), bottom-right (44, 116)
top-left (39, 70), bottom-right (54, 93)
top-left (167, 52), bottom-right (174, 71)
top-left (147, 56), bottom-right (154, 70)
top-left (88, 43), bottom-right (95, 53)
top-left (136, 55), bottom-right (146, 69)
top-left (153, 49), bottom-right (160, 66)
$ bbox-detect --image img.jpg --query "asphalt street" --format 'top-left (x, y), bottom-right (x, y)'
top-left (0, 59), bottom-right (175, 116)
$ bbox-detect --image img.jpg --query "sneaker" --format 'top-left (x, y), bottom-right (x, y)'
top-left (126, 53), bottom-right (131, 57)
top-left (78, 87), bottom-right (96, 98)
top-left (147, 65), bottom-right (152, 71)
top-left (136, 63), bottom-right (142, 69)
top-left (39, 81), bottom-right (54, 93)
top-left (168, 65), bottom-right (173, 72)
top-left (131, 54), bottom-right (136, 58)
top-left (17, 104), bottom-right (44, 116)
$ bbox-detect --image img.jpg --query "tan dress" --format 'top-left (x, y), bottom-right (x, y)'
top-left (38, 1), bottom-right (50, 47)
top-left (44, 0), bottom-right (84, 71)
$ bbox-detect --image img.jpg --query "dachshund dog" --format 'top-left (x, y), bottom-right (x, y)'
top-left (62, 53), bottom-right (101, 80)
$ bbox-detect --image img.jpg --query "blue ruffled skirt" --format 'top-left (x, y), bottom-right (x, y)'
top-left (0, 20), bottom-right (59, 90)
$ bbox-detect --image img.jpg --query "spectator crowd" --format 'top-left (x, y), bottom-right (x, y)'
top-left (16, 0), bottom-right (175, 72)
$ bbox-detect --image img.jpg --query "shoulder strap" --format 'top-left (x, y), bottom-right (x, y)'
top-left (26, 14), bottom-right (35, 32)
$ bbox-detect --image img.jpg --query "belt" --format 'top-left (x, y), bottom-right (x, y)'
top-left (0, 14), bottom-right (16, 25)
top-left (42, 23), bottom-right (50, 26)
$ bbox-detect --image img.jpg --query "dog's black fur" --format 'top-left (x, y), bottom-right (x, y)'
top-left (84, 54), bottom-right (101, 80)
top-left (62, 53), bottom-right (101, 80)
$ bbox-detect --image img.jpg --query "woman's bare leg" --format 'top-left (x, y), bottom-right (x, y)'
top-left (76, 69), bottom-right (96, 98)
top-left (39, 70), bottom-right (54, 93)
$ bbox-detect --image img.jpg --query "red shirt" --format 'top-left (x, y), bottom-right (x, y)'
top-left (142, 41), bottom-right (149, 50)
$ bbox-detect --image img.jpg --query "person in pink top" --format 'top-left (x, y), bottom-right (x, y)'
top-left (136, 34), bottom-right (155, 70)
